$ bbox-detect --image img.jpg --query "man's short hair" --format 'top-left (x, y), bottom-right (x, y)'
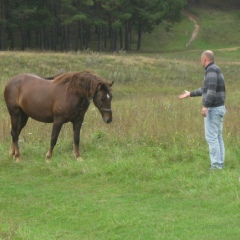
top-left (202, 50), bottom-right (214, 62)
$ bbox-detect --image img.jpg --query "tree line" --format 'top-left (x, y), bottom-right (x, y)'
top-left (0, 0), bottom-right (187, 52)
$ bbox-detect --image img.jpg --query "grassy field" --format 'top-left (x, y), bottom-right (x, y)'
top-left (1, 50), bottom-right (240, 240)
top-left (1, 3), bottom-right (240, 240)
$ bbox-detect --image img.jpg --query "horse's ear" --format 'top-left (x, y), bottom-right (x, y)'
top-left (97, 83), bottom-right (104, 91)
top-left (97, 81), bottom-right (113, 92)
top-left (109, 81), bottom-right (114, 87)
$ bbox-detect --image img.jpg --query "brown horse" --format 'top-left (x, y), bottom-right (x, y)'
top-left (4, 71), bottom-right (114, 162)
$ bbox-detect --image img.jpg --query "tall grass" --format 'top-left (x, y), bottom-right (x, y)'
top-left (0, 50), bottom-right (240, 239)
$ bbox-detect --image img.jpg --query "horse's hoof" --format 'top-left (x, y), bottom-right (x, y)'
top-left (46, 159), bottom-right (51, 164)
top-left (77, 157), bottom-right (84, 162)
top-left (45, 151), bottom-right (52, 160)
top-left (9, 152), bottom-right (15, 158)
top-left (15, 158), bottom-right (21, 163)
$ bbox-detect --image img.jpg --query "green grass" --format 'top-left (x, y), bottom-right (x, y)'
top-left (0, 50), bottom-right (240, 240)
top-left (140, 1), bottom-right (240, 52)
top-left (0, 144), bottom-right (240, 239)
top-left (1, 3), bottom-right (240, 239)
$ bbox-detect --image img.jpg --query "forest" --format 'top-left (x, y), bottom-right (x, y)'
top-left (0, 0), bottom-right (187, 52)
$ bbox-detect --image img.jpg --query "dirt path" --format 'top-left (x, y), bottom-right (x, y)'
top-left (184, 10), bottom-right (200, 47)
top-left (183, 11), bottom-right (240, 52)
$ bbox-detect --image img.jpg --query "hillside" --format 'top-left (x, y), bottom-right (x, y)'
top-left (141, 1), bottom-right (240, 52)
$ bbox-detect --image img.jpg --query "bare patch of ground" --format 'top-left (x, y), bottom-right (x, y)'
top-left (184, 10), bottom-right (200, 47)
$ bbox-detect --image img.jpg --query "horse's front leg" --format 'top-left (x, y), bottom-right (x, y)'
top-left (72, 120), bottom-right (83, 161)
top-left (10, 115), bottom-right (21, 162)
top-left (46, 120), bottom-right (63, 162)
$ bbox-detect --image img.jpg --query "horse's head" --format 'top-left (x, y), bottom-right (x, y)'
top-left (93, 81), bottom-right (114, 123)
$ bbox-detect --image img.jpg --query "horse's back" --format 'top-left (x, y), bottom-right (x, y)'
top-left (4, 74), bottom-right (29, 106)
top-left (5, 74), bottom-right (42, 91)
top-left (4, 74), bottom-right (56, 121)
top-left (5, 74), bottom-right (45, 102)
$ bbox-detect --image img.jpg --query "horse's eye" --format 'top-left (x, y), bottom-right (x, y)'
top-left (100, 94), bottom-right (109, 101)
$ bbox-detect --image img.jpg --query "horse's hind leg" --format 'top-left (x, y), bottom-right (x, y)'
top-left (46, 120), bottom-right (63, 162)
top-left (10, 110), bottom-right (29, 162)
top-left (10, 115), bottom-right (21, 161)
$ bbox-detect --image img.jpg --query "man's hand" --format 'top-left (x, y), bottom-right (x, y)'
top-left (178, 90), bottom-right (190, 99)
top-left (201, 107), bottom-right (208, 117)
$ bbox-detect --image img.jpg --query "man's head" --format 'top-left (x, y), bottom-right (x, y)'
top-left (201, 50), bottom-right (214, 68)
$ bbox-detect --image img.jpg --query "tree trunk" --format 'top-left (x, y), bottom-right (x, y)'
top-left (111, 29), bottom-right (118, 52)
top-left (43, 28), bottom-right (48, 50)
top-left (27, 29), bottom-right (31, 48)
top-left (35, 30), bottom-right (39, 49)
top-left (0, 0), bottom-right (4, 50)
top-left (124, 23), bottom-right (129, 51)
top-left (79, 21), bottom-right (83, 50)
top-left (104, 29), bottom-right (107, 49)
top-left (97, 24), bottom-right (103, 52)
top-left (119, 27), bottom-right (123, 50)
top-left (9, 29), bottom-right (14, 49)
top-left (114, 30), bottom-right (118, 51)
top-left (129, 22), bottom-right (132, 51)
top-left (85, 26), bottom-right (90, 49)
top-left (51, 26), bottom-right (56, 50)
top-left (21, 28), bottom-right (26, 50)
top-left (137, 24), bottom-right (142, 51)
top-left (6, 1), bottom-right (13, 49)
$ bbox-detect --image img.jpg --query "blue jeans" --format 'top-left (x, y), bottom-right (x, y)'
top-left (204, 106), bottom-right (226, 169)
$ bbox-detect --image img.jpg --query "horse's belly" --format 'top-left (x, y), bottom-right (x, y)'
top-left (30, 114), bottom-right (54, 123)
top-left (21, 101), bottom-right (54, 123)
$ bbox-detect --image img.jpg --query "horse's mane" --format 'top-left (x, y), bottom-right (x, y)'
top-left (52, 71), bottom-right (111, 97)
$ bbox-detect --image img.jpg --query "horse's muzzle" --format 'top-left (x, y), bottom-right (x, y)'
top-left (101, 108), bottom-right (112, 123)
top-left (102, 116), bottom-right (112, 123)
top-left (106, 118), bottom-right (112, 123)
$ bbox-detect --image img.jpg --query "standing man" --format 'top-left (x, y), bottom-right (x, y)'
top-left (179, 50), bottom-right (226, 170)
